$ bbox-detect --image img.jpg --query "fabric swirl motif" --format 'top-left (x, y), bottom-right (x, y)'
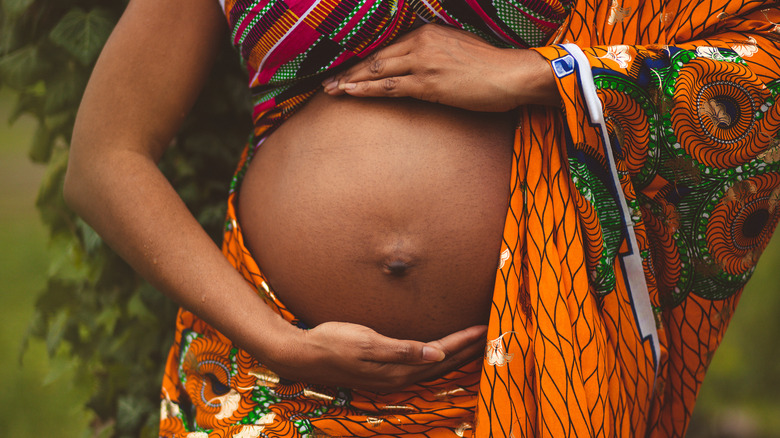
top-left (671, 56), bottom-right (770, 168)
top-left (180, 336), bottom-right (256, 430)
top-left (694, 172), bottom-right (780, 299)
top-left (568, 154), bottom-right (621, 293)
top-left (572, 188), bottom-right (606, 286)
top-left (596, 76), bottom-right (656, 185)
top-left (175, 337), bottom-right (326, 435)
top-left (642, 199), bottom-right (683, 306)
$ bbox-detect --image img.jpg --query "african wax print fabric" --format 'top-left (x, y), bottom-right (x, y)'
top-left (517, 2), bottom-right (780, 436)
top-left (219, 0), bottom-right (573, 143)
top-left (157, 0), bottom-right (780, 436)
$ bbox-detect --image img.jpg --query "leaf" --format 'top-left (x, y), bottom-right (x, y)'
top-left (36, 144), bottom-right (67, 199)
top-left (2, 0), bottom-right (34, 17)
top-left (91, 419), bottom-right (116, 438)
top-left (8, 91), bottom-right (43, 124)
top-left (35, 146), bottom-right (70, 229)
top-left (94, 306), bottom-right (121, 333)
top-left (17, 316), bottom-right (34, 365)
top-left (126, 293), bottom-right (154, 324)
top-left (117, 395), bottom-right (148, 432)
top-left (45, 309), bottom-right (69, 357)
top-left (76, 217), bottom-right (102, 254)
top-left (5, 2), bottom-right (256, 436)
top-left (46, 111), bottom-right (76, 137)
top-left (44, 68), bottom-right (87, 114)
top-left (1, 15), bottom-right (20, 53)
top-left (0, 45), bottom-right (49, 88)
top-left (48, 237), bottom-right (92, 282)
top-left (42, 349), bottom-right (77, 385)
top-left (49, 7), bottom-right (115, 66)
top-left (28, 121), bottom-right (52, 163)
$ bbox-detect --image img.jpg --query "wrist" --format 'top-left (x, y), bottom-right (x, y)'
top-left (242, 309), bottom-right (304, 368)
top-left (263, 318), bottom-right (307, 371)
top-left (506, 49), bottom-right (560, 108)
top-left (196, 282), bottom-right (303, 368)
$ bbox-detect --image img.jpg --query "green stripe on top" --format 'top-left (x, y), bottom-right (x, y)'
top-left (494, 0), bottom-right (547, 46)
top-left (329, 0), bottom-right (369, 39)
top-left (339, 0), bottom-right (384, 44)
top-left (235, 0), bottom-right (276, 47)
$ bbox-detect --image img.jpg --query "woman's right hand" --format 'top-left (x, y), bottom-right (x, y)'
top-left (263, 322), bottom-right (487, 392)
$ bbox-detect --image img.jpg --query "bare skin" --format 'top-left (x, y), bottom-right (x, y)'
top-left (64, 0), bottom-right (559, 392)
top-left (238, 91), bottom-right (515, 342)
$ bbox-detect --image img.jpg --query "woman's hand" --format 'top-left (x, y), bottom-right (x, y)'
top-left (263, 322), bottom-right (487, 392)
top-left (322, 24), bottom-right (559, 111)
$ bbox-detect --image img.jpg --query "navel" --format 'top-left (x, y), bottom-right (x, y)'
top-left (376, 238), bottom-right (418, 278)
top-left (382, 259), bottom-right (412, 277)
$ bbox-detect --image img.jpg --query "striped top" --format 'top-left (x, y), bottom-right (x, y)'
top-left (219, 0), bottom-right (573, 141)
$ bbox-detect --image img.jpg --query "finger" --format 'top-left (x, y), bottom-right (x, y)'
top-left (356, 325), bottom-right (487, 381)
top-left (364, 338), bottom-right (485, 392)
top-left (322, 41), bottom-right (414, 92)
top-left (331, 56), bottom-right (415, 94)
top-left (307, 321), bottom-right (447, 366)
top-left (361, 334), bottom-right (447, 365)
top-left (427, 325), bottom-right (488, 356)
top-left (416, 337), bottom-right (485, 379)
top-left (366, 325), bottom-right (486, 365)
top-left (336, 75), bottom-right (427, 100)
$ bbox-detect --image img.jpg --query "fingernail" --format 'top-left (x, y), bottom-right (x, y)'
top-left (422, 346), bottom-right (445, 362)
top-left (339, 83), bottom-right (356, 91)
top-left (323, 80), bottom-right (337, 93)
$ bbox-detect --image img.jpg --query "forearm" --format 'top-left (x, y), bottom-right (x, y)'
top-left (63, 146), bottom-right (294, 362)
top-left (58, 0), bottom-right (298, 364)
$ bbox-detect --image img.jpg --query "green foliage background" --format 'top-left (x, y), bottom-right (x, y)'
top-left (0, 0), bottom-right (251, 436)
top-left (1, 0), bottom-right (779, 437)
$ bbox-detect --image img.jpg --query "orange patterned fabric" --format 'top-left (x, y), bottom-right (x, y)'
top-left (518, 0), bottom-right (780, 435)
top-left (159, 0), bottom-right (780, 436)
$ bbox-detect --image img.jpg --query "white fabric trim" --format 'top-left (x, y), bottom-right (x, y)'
top-left (560, 43), bottom-right (661, 379)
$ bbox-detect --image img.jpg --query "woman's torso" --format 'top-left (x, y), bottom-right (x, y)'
top-left (238, 92), bottom-right (515, 341)
top-left (224, 0), bottom-right (572, 341)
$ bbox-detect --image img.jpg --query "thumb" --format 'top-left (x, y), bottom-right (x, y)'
top-left (426, 325), bottom-right (488, 356)
top-left (365, 325), bottom-right (487, 364)
top-left (363, 336), bottom-right (446, 364)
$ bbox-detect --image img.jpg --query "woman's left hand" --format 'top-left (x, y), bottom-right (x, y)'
top-left (322, 24), bottom-right (559, 112)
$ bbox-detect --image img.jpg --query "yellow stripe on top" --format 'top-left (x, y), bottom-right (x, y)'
top-left (303, 0), bottom-right (341, 29)
top-left (248, 9), bottom-right (301, 73)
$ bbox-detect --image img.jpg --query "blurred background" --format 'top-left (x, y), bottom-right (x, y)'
top-left (0, 87), bottom-right (91, 435)
top-left (2, 86), bottom-right (780, 436)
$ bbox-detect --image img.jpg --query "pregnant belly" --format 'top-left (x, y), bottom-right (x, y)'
top-left (237, 92), bottom-right (515, 342)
